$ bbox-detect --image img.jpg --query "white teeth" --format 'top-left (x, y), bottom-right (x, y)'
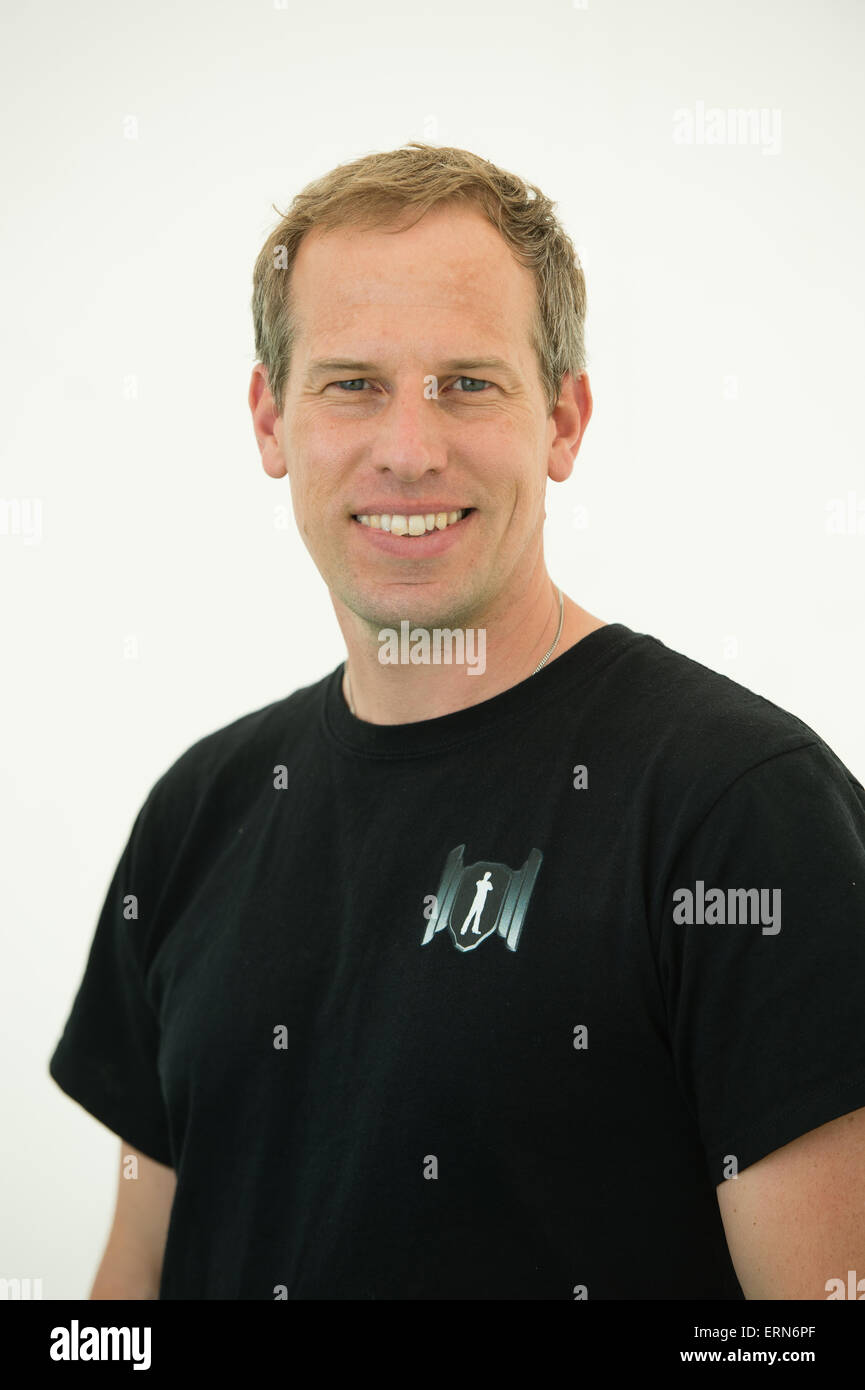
top-left (357, 509), bottom-right (467, 535)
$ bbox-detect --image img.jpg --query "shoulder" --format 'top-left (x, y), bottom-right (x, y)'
top-left (598, 625), bottom-right (863, 832)
top-left (608, 623), bottom-right (835, 762)
top-left (137, 669), bottom-right (331, 832)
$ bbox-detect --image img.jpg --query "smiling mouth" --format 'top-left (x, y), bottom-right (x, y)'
top-left (352, 509), bottom-right (474, 536)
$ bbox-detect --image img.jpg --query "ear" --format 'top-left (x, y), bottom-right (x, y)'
top-left (249, 363), bottom-right (288, 479)
top-left (548, 371), bottom-right (593, 483)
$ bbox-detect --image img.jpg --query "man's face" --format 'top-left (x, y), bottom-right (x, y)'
top-left (257, 202), bottom-right (586, 631)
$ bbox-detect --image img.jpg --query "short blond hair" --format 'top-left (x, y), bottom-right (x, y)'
top-left (251, 142), bottom-right (587, 417)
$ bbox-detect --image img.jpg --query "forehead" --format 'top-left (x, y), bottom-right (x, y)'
top-left (288, 203), bottom-right (537, 354)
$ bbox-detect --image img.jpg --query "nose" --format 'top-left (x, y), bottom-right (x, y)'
top-left (366, 376), bottom-right (446, 482)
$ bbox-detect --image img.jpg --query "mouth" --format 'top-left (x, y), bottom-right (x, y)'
top-left (351, 508), bottom-right (474, 537)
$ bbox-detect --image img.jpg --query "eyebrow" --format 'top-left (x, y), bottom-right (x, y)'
top-left (304, 356), bottom-right (520, 384)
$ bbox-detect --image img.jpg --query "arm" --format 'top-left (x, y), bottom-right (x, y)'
top-left (716, 1105), bottom-right (865, 1299)
top-left (89, 1141), bottom-right (177, 1300)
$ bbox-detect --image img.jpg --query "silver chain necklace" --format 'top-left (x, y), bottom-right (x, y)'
top-left (344, 584), bottom-right (564, 716)
top-left (531, 583), bottom-right (564, 675)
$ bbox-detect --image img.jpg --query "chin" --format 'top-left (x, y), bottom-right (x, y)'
top-left (338, 578), bottom-right (483, 634)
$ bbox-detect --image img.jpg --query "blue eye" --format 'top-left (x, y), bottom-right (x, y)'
top-left (452, 376), bottom-right (491, 392)
top-left (331, 379), bottom-right (368, 391)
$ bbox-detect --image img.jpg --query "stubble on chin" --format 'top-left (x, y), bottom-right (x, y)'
top-left (335, 573), bottom-right (491, 637)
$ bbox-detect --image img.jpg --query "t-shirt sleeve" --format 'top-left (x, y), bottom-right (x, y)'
top-left (655, 740), bottom-right (865, 1184)
top-left (48, 784), bottom-right (175, 1168)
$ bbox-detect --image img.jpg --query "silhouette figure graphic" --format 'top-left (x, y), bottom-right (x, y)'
top-left (460, 871), bottom-right (494, 935)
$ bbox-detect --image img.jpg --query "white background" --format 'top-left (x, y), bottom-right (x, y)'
top-left (2, 0), bottom-right (863, 1298)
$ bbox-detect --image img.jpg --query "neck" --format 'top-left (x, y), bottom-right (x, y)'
top-left (335, 570), bottom-right (606, 726)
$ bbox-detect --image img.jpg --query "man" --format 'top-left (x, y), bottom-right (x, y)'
top-left (50, 143), bottom-right (865, 1300)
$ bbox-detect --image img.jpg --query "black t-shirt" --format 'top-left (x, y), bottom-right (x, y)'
top-left (48, 622), bottom-right (865, 1299)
